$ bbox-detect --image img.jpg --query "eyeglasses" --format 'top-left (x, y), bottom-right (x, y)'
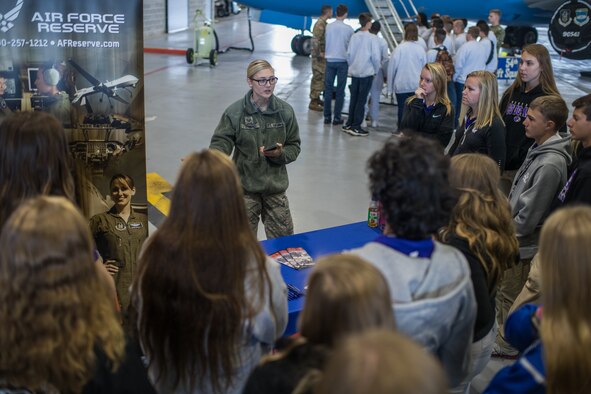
top-left (250, 77), bottom-right (278, 86)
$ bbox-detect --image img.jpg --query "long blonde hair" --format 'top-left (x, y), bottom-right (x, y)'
top-left (539, 206), bottom-right (591, 394)
top-left (407, 63), bottom-right (451, 115)
top-left (0, 196), bottom-right (124, 393)
top-left (440, 154), bottom-right (518, 290)
top-left (459, 71), bottom-right (504, 130)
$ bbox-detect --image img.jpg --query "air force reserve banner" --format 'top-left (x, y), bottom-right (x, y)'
top-left (0, 0), bottom-right (147, 220)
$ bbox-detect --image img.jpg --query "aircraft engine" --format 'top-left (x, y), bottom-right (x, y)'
top-left (67, 114), bottom-right (137, 174)
top-left (549, 0), bottom-right (591, 59)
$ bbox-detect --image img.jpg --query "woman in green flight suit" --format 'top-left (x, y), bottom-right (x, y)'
top-left (90, 174), bottom-right (148, 312)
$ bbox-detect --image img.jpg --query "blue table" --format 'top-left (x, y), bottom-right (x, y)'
top-left (261, 221), bottom-right (381, 335)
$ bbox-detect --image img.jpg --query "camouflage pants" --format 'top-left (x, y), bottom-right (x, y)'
top-left (509, 253), bottom-right (541, 315)
top-left (310, 57), bottom-right (326, 100)
top-left (244, 192), bottom-right (294, 239)
top-left (495, 256), bottom-right (532, 351)
top-left (499, 169), bottom-right (518, 196)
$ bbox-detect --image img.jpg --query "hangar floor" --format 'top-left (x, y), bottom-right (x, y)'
top-left (143, 11), bottom-right (589, 393)
top-left (144, 11), bottom-right (589, 236)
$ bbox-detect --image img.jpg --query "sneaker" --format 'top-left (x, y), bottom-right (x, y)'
top-left (324, 118), bottom-right (332, 125)
top-left (342, 124), bottom-right (352, 132)
top-left (491, 343), bottom-right (518, 360)
top-left (332, 119), bottom-right (344, 125)
top-left (371, 120), bottom-right (378, 128)
top-left (350, 127), bottom-right (369, 137)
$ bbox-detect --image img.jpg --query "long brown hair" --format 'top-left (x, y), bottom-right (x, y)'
top-left (0, 196), bottom-right (124, 393)
top-left (299, 254), bottom-right (396, 347)
top-left (440, 154), bottom-right (518, 290)
top-left (0, 112), bottom-right (75, 229)
top-left (539, 206), bottom-right (591, 394)
top-left (501, 44), bottom-right (560, 109)
top-left (132, 150), bottom-right (271, 393)
top-left (404, 22), bottom-right (419, 41)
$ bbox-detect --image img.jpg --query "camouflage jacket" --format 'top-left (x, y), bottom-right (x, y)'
top-left (311, 17), bottom-right (328, 58)
top-left (490, 25), bottom-right (505, 49)
top-left (210, 91), bottom-right (301, 195)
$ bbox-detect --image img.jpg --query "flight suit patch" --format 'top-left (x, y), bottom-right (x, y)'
top-left (115, 222), bottom-right (126, 231)
top-left (242, 116), bottom-right (260, 129)
top-left (266, 122), bottom-right (284, 128)
top-left (129, 222), bottom-right (143, 229)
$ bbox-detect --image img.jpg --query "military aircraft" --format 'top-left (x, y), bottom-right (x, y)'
top-left (68, 59), bottom-right (139, 109)
top-left (239, 0), bottom-right (591, 59)
top-left (56, 59), bottom-right (142, 174)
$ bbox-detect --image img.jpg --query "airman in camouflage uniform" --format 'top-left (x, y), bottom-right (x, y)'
top-left (488, 9), bottom-right (505, 50)
top-left (309, 5), bottom-right (333, 112)
top-left (210, 60), bottom-right (301, 239)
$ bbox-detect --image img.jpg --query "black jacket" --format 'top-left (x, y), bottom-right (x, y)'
top-left (451, 115), bottom-right (506, 171)
top-left (400, 98), bottom-right (455, 148)
top-left (0, 340), bottom-right (156, 394)
top-left (443, 233), bottom-right (496, 342)
top-left (83, 340), bottom-right (157, 394)
top-left (500, 85), bottom-right (545, 171)
top-left (556, 146), bottom-right (591, 207)
top-left (243, 341), bottom-right (329, 394)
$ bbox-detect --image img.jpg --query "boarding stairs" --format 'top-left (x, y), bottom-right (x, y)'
top-left (364, 0), bottom-right (418, 51)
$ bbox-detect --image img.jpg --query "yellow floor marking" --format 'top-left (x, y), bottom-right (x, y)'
top-left (146, 172), bottom-right (172, 216)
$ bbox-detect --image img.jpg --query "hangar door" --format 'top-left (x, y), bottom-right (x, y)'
top-left (167, 0), bottom-right (189, 33)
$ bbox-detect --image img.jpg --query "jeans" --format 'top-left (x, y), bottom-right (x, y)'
top-left (324, 61), bottom-right (348, 122)
top-left (454, 82), bottom-right (464, 111)
top-left (449, 323), bottom-right (497, 394)
top-left (447, 81), bottom-right (457, 118)
top-left (346, 76), bottom-right (373, 128)
top-left (366, 69), bottom-right (385, 123)
top-left (395, 92), bottom-right (414, 130)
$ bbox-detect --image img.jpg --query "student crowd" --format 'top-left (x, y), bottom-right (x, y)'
top-left (1, 4), bottom-right (591, 394)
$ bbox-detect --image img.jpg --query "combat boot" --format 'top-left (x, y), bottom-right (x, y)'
top-left (308, 99), bottom-right (323, 112)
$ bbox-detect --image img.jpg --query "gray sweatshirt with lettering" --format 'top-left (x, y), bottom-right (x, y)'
top-left (509, 134), bottom-right (572, 259)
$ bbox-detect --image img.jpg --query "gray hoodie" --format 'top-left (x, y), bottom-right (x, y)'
top-left (509, 134), bottom-right (572, 259)
top-left (350, 241), bottom-right (476, 387)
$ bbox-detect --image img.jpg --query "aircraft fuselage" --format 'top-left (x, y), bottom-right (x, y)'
top-left (240, 0), bottom-right (561, 26)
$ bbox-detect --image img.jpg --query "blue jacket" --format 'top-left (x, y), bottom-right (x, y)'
top-left (484, 304), bottom-right (545, 394)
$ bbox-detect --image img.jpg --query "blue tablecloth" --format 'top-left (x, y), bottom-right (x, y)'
top-left (261, 221), bottom-right (381, 335)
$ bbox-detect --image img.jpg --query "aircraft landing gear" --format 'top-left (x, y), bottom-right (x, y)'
top-left (291, 34), bottom-right (312, 56)
top-left (504, 26), bottom-right (538, 48)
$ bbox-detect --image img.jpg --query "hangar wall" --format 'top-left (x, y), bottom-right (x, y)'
top-left (144, 0), bottom-right (209, 36)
